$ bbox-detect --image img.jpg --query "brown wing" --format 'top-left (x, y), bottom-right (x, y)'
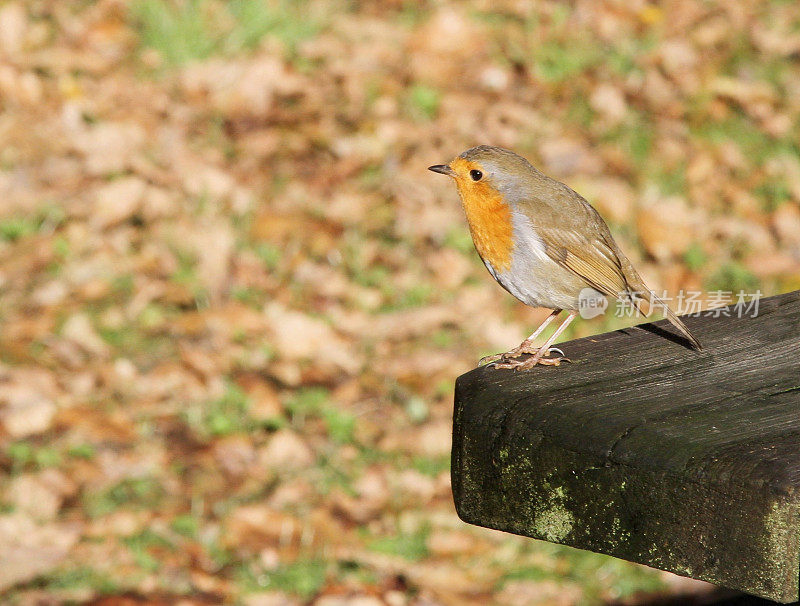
top-left (514, 179), bottom-right (640, 297)
top-left (535, 224), bottom-right (629, 297)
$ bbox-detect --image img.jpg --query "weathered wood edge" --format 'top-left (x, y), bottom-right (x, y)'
top-left (451, 291), bottom-right (800, 603)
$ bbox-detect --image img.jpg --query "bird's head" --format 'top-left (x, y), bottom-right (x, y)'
top-left (428, 145), bottom-right (540, 206)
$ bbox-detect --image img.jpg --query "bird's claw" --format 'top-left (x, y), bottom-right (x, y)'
top-left (485, 347), bottom-right (569, 369)
top-left (479, 352), bottom-right (504, 366)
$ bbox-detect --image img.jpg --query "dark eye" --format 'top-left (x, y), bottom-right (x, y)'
top-left (469, 169), bottom-right (483, 181)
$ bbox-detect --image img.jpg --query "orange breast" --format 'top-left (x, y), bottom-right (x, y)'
top-left (455, 178), bottom-right (514, 272)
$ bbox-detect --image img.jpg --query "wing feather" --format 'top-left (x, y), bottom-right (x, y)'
top-left (536, 226), bottom-right (628, 297)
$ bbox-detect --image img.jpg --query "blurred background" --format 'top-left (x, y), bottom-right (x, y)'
top-left (0, 0), bottom-right (798, 604)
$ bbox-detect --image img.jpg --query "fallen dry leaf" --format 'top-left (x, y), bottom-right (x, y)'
top-left (0, 514), bottom-right (81, 591)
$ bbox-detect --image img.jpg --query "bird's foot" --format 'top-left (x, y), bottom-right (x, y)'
top-left (479, 339), bottom-right (551, 366)
top-left (490, 348), bottom-right (570, 370)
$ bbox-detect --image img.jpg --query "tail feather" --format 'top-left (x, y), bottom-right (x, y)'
top-left (633, 290), bottom-right (703, 351)
top-left (663, 304), bottom-right (703, 351)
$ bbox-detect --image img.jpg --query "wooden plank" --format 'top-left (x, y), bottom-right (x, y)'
top-left (452, 290), bottom-right (800, 603)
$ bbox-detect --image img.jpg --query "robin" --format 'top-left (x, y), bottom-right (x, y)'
top-left (429, 145), bottom-right (701, 369)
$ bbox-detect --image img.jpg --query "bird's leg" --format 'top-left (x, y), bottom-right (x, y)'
top-left (493, 311), bottom-right (577, 369)
top-left (479, 309), bottom-right (561, 366)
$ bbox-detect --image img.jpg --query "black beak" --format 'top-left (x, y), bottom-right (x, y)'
top-left (428, 164), bottom-right (456, 176)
